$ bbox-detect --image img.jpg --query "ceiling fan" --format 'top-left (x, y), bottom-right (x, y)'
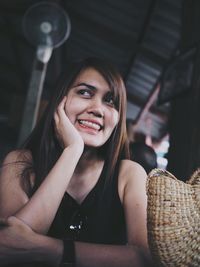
top-left (18, 1), bottom-right (71, 145)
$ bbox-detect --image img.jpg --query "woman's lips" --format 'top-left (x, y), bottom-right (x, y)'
top-left (78, 119), bottom-right (103, 131)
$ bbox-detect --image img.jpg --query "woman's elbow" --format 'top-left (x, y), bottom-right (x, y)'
top-left (127, 244), bottom-right (154, 267)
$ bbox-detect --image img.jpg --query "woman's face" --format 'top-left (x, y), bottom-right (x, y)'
top-left (64, 67), bottom-right (119, 147)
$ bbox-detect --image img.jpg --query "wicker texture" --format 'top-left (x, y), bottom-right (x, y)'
top-left (146, 168), bottom-right (200, 267)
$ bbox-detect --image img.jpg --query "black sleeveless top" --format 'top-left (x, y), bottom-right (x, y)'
top-left (48, 163), bottom-right (127, 244)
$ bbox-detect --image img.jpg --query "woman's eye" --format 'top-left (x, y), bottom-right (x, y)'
top-left (78, 89), bottom-right (92, 97)
top-left (105, 94), bottom-right (115, 107)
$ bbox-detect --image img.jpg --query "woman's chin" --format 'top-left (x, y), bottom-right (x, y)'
top-left (84, 142), bottom-right (102, 148)
top-left (83, 139), bottom-right (105, 149)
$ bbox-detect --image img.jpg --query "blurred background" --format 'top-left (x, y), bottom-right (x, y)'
top-left (1, 0), bottom-right (200, 180)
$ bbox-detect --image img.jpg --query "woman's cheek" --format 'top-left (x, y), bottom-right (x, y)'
top-left (112, 110), bottom-right (119, 126)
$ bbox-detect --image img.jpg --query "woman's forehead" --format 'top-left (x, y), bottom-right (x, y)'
top-left (71, 67), bottom-right (112, 91)
top-left (74, 67), bottom-right (105, 81)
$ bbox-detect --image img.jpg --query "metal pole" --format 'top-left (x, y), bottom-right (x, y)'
top-left (17, 45), bottom-right (52, 146)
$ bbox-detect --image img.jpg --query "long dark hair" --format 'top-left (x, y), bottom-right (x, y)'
top-left (21, 57), bottom-right (129, 195)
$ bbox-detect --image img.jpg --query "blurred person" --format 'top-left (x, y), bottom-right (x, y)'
top-left (129, 142), bottom-right (157, 174)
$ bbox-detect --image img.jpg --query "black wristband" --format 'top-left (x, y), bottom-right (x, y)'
top-left (60, 239), bottom-right (75, 266)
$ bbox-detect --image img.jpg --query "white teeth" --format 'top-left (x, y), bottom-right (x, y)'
top-left (79, 120), bottom-right (101, 130)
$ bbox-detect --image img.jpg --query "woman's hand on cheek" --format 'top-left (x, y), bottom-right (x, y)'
top-left (54, 96), bottom-right (84, 150)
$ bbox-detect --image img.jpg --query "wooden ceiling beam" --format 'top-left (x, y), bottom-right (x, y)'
top-left (127, 89), bottom-right (168, 122)
top-left (134, 84), bottom-right (161, 126)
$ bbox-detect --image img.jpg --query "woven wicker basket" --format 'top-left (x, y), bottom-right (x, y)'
top-left (146, 168), bottom-right (200, 267)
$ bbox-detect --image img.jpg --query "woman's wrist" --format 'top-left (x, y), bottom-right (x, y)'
top-left (33, 234), bottom-right (64, 266)
top-left (60, 239), bottom-right (75, 266)
top-left (64, 142), bottom-right (84, 156)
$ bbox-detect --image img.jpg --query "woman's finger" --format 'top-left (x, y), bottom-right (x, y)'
top-left (57, 96), bottom-right (66, 111)
top-left (54, 111), bottom-right (59, 124)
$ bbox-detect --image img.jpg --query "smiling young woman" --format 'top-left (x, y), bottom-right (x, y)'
top-left (0, 58), bottom-right (153, 267)
top-left (64, 67), bottom-right (119, 148)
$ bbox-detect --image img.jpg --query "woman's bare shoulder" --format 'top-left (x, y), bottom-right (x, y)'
top-left (0, 149), bottom-right (34, 187)
top-left (2, 149), bottom-right (32, 164)
top-left (0, 150), bottom-right (33, 217)
top-left (119, 159), bottom-right (147, 180)
top-left (118, 159), bottom-right (147, 201)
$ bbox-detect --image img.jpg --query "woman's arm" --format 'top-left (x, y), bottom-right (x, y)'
top-left (120, 160), bottom-right (152, 263)
top-left (0, 216), bottom-right (63, 266)
top-left (0, 225), bottom-right (146, 267)
top-left (0, 97), bottom-right (84, 234)
top-left (0, 223), bottom-right (151, 267)
top-left (0, 160), bottom-right (153, 267)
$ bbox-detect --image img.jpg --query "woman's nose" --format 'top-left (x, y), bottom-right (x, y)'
top-left (87, 99), bottom-right (104, 118)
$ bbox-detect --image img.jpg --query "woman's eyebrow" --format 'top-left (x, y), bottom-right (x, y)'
top-left (75, 83), bottom-right (97, 91)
